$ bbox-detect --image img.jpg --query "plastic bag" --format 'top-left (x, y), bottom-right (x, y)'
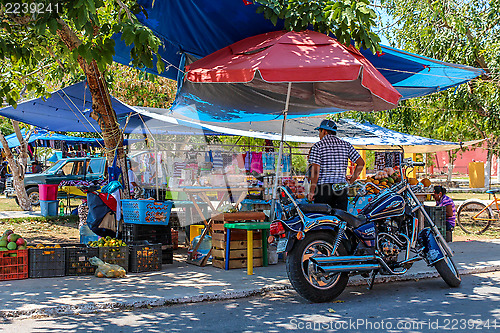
top-left (89, 256), bottom-right (126, 278)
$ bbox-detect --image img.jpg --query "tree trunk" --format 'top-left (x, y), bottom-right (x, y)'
top-left (485, 141), bottom-right (492, 189)
top-left (12, 121), bottom-right (28, 172)
top-left (56, 19), bottom-right (130, 198)
top-left (0, 134), bottom-right (31, 211)
top-left (446, 150), bottom-right (456, 185)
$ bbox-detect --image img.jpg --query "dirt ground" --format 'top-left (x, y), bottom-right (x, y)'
top-left (0, 217), bottom-right (79, 245)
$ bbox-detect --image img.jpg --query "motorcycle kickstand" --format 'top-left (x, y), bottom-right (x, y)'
top-left (367, 271), bottom-right (377, 290)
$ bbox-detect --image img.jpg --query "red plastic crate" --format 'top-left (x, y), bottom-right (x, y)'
top-left (0, 250), bottom-right (28, 281)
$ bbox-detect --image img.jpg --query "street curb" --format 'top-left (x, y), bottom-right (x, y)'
top-left (1, 264), bottom-right (499, 320)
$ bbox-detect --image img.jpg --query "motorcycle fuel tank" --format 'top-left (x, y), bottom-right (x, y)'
top-left (361, 192), bottom-right (405, 221)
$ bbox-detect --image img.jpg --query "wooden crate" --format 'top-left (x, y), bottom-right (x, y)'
top-left (212, 258), bottom-right (263, 270)
top-left (212, 211), bottom-right (266, 223)
top-left (212, 230), bottom-right (261, 242)
top-left (210, 211), bottom-right (266, 269)
top-left (212, 248), bottom-right (263, 260)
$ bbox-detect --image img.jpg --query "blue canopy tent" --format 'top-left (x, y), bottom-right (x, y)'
top-left (4, 128), bottom-right (102, 148)
top-left (0, 81), bottom-right (221, 136)
top-left (47, 151), bottom-right (62, 163)
top-left (4, 128), bottom-right (141, 149)
top-left (112, 0), bottom-right (484, 123)
top-left (137, 108), bottom-right (483, 153)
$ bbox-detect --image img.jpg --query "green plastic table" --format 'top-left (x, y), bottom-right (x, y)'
top-left (224, 222), bottom-right (271, 275)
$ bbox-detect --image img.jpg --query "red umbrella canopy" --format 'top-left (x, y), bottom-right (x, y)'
top-left (186, 30), bottom-right (401, 112)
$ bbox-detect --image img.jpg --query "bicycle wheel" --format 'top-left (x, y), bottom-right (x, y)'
top-left (457, 201), bottom-right (491, 234)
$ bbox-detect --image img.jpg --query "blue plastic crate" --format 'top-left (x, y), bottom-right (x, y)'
top-left (40, 200), bottom-right (59, 217)
top-left (121, 200), bottom-right (173, 225)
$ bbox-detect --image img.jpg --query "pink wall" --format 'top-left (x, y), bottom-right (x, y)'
top-left (433, 143), bottom-right (497, 176)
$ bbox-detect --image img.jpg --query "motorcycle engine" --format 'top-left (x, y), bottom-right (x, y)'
top-left (377, 234), bottom-right (402, 263)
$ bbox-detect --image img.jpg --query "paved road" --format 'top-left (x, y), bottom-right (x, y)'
top-left (1, 271), bottom-right (499, 333)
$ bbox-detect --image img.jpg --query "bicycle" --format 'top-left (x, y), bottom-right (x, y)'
top-left (457, 189), bottom-right (500, 234)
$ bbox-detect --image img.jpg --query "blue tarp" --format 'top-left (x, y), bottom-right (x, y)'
top-left (0, 82), bottom-right (221, 135)
top-left (111, 0), bottom-right (484, 123)
top-left (4, 128), bottom-right (141, 148)
top-left (4, 128), bottom-right (102, 148)
top-left (137, 108), bottom-right (482, 152)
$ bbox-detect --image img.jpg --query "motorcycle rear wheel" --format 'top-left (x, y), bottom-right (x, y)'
top-left (286, 231), bottom-right (349, 303)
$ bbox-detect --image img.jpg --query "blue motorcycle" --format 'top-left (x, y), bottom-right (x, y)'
top-left (269, 158), bottom-right (460, 303)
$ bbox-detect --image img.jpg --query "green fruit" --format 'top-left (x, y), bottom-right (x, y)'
top-left (9, 253), bottom-right (17, 257)
top-left (0, 247), bottom-right (8, 251)
top-left (0, 240), bottom-right (7, 247)
top-left (7, 242), bottom-right (17, 250)
top-left (2, 229), bottom-right (13, 238)
top-left (7, 234), bottom-right (20, 243)
top-left (17, 245), bottom-right (27, 250)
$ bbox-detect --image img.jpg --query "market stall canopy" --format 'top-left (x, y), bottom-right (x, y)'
top-left (113, 1), bottom-right (484, 119)
top-left (0, 81), bottom-right (219, 136)
top-left (182, 30), bottom-right (401, 122)
top-left (3, 128), bottom-right (140, 148)
top-left (137, 107), bottom-right (483, 153)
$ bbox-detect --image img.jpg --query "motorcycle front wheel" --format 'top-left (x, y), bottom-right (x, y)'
top-left (286, 231), bottom-right (349, 303)
top-left (434, 237), bottom-right (461, 287)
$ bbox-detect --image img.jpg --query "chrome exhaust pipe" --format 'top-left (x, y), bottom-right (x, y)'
top-left (317, 263), bottom-right (380, 273)
top-left (310, 255), bottom-right (377, 265)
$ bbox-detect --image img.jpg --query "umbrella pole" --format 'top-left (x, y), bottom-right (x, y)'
top-left (271, 82), bottom-right (292, 221)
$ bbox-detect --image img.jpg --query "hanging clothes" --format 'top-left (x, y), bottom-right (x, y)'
top-left (263, 152), bottom-right (275, 172)
top-left (250, 152), bottom-right (263, 174)
top-left (374, 152), bottom-right (385, 170)
top-left (211, 150), bottom-right (224, 169)
top-left (282, 154), bottom-right (291, 173)
top-left (222, 153), bottom-right (233, 169)
top-left (244, 151), bottom-right (252, 171)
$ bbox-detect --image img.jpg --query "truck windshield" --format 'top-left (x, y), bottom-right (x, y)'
top-left (43, 160), bottom-right (65, 175)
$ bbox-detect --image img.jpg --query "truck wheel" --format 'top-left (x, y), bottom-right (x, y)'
top-left (26, 187), bottom-right (40, 206)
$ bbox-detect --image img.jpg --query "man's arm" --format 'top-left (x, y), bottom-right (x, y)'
top-left (348, 156), bottom-right (365, 184)
top-left (445, 204), bottom-right (454, 219)
top-left (307, 164), bottom-right (320, 202)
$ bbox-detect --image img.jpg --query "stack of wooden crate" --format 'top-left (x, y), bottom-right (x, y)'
top-left (211, 212), bottom-right (266, 269)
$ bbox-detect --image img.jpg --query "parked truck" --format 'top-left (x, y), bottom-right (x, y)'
top-left (5, 157), bottom-right (106, 206)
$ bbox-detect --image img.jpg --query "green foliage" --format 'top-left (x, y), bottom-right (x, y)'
top-left (335, 0), bottom-right (500, 154)
top-left (254, 0), bottom-right (381, 53)
top-left (107, 63), bottom-right (176, 109)
top-left (0, 0), bottom-right (165, 108)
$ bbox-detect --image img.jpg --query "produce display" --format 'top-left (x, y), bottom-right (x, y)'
top-left (27, 244), bottom-right (62, 249)
top-left (364, 167), bottom-right (432, 193)
top-left (0, 230), bottom-right (27, 255)
top-left (88, 236), bottom-right (127, 248)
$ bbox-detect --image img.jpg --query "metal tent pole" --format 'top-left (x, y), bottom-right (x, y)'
top-left (271, 82), bottom-right (292, 221)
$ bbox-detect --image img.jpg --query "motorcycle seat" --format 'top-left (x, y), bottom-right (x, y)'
top-left (298, 203), bottom-right (332, 214)
top-left (331, 209), bottom-right (366, 228)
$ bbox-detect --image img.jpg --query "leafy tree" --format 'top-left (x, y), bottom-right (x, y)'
top-left (254, 0), bottom-right (382, 53)
top-left (337, 0), bottom-right (500, 185)
top-left (0, 0), bottom-right (166, 197)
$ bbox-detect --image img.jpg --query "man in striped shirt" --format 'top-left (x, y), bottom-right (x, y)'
top-left (307, 120), bottom-right (365, 210)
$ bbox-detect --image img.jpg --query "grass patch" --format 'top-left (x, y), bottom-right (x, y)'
top-left (449, 192), bottom-right (493, 201)
top-left (0, 215), bottom-right (79, 244)
top-left (0, 197), bottom-right (23, 211)
top-left (0, 215), bottom-right (78, 223)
